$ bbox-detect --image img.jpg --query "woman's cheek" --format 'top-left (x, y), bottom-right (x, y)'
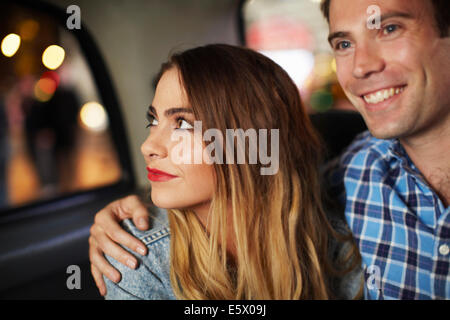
top-left (150, 163), bottom-right (215, 210)
top-left (182, 163), bottom-right (215, 204)
top-left (151, 131), bottom-right (215, 209)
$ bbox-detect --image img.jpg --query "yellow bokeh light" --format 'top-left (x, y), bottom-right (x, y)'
top-left (1, 33), bottom-right (21, 57)
top-left (331, 58), bottom-right (337, 73)
top-left (34, 79), bottom-right (54, 102)
top-left (42, 45), bottom-right (65, 70)
top-left (19, 19), bottom-right (40, 41)
top-left (80, 102), bottom-right (108, 132)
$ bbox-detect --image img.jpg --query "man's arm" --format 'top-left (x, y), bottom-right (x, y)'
top-left (89, 195), bottom-right (150, 296)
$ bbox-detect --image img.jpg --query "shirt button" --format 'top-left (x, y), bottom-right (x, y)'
top-left (439, 244), bottom-right (449, 256)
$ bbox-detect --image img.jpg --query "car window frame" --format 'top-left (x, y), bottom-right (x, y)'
top-left (0, 0), bottom-right (136, 223)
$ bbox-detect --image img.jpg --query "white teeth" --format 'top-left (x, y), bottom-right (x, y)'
top-left (363, 86), bottom-right (404, 104)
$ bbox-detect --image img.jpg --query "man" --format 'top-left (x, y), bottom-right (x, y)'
top-left (322, 0), bottom-right (449, 299)
top-left (89, 0), bottom-right (449, 299)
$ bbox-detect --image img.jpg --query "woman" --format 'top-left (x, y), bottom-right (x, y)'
top-left (89, 44), bottom-right (362, 299)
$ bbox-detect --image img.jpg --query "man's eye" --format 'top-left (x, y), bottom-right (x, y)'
top-left (383, 24), bottom-right (399, 35)
top-left (176, 118), bottom-right (193, 130)
top-left (336, 41), bottom-right (352, 51)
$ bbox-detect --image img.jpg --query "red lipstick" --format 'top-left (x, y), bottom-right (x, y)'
top-left (146, 167), bottom-right (178, 182)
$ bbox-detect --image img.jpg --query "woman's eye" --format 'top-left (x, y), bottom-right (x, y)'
top-left (176, 118), bottom-right (193, 130)
top-left (383, 24), bottom-right (399, 35)
top-left (146, 114), bottom-right (158, 128)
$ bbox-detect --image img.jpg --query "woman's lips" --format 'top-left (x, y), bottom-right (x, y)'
top-left (146, 167), bottom-right (178, 182)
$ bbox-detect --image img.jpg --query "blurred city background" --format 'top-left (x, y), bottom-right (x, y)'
top-left (0, 0), bottom-right (352, 212)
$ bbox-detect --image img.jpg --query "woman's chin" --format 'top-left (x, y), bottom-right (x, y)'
top-left (150, 190), bottom-right (185, 209)
top-left (150, 191), bottom-right (211, 216)
top-left (150, 194), bottom-right (175, 209)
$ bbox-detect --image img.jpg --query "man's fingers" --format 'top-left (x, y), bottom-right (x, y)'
top-left (105, 222), bottom-right (148, 256)
top-left (88, 194), bottom-right (150, 297)
top-left (89, 238), bottom-right (122, 283)
top-left (91, 204), bottom-right (147, 256)
top-left (132, 207), bottom-right (150, 231)
top-left (95, 231), bottom-right (141, 269)
top-left (119, 195), bottom-right (150, 230)
top-left (91, 264), bottom-right (106, 296)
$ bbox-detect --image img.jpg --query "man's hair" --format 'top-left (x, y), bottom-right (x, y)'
top-left (320, 0), bottom-right (450, 37)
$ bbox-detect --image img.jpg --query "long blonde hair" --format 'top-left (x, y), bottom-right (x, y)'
top-left (153, 44), bottom-right (358, 299)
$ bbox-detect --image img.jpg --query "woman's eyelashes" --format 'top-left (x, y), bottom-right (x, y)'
top-left (145, 113), bottom-right (194, 130)
top-left (175, 117), bottom-right (194, 130)
top-left (146, 113), bottom-right (158, 128)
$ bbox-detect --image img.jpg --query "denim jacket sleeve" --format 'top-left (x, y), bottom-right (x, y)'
top-left (103, 208), bottom-right (176, 300)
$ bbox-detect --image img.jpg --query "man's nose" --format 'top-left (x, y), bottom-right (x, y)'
top-left (352, 42), bottom-right (385, 79)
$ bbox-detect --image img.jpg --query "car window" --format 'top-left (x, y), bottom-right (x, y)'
top-left (0, 2), bottom-right (124, 213)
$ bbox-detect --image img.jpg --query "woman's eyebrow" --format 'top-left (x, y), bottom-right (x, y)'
top-left (165, 107), bottom-right (194, 117)
top-left (148, 105), bottom-right (157, 115)
top-left (148, 105), bottom-right (193, 117)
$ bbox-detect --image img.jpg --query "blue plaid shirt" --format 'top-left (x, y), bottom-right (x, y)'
top-left (327, 131), bottom-right (450, 299)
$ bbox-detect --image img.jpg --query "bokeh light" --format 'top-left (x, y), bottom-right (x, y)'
top-left (331, 58), bottom-right (337, 73)
top-left (1, 33), bottom-right (21, 57)
top-left (80, 102), bottom-right (109, 132)
top-left (34, 79), bottom-right (55, 102)
top-left (19, 19), bottom-right (40, 41)
top-left (41, 71), bottom-right (60, 87)
top-left (310, 89), bottom-right (334, 112)
top-left (260, 49), bottom-right (315, 89)
top-left (42, 45), bottom-right (65, 70)
top-left (314, 53), bottom-right (334, 78)
top-left (33, 71), bottom-right (60, 102)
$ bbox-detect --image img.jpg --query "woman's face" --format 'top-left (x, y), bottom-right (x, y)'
top-left (141, 67), bottom-right (215, 217)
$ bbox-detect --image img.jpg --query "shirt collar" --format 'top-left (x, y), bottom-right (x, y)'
top-left (387, 138), bottom-right (406, 161)
top-left (385, 138), bottom-right (423, 177)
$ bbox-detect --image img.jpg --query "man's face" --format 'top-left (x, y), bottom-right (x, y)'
top-left (328, 0), bottom-right (450, 140)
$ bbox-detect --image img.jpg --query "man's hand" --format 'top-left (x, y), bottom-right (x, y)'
top-left (89, 195), bottom-right (150, 296)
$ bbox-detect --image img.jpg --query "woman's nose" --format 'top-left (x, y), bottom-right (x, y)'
top-left (140, 128), bottom-right (168, 160)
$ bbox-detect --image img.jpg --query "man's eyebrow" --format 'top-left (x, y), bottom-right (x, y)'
top-left (380, 11), bottom-right (413, 22)
top-left (327, 11), bottom-right (413, 45)
top-left (148, 105), bottom-right (193, 117)
top-left (328, 31), bottom-right (350, 45)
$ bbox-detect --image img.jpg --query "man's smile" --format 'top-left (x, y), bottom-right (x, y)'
top-left (361, 85), bottom-right (406, 104)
